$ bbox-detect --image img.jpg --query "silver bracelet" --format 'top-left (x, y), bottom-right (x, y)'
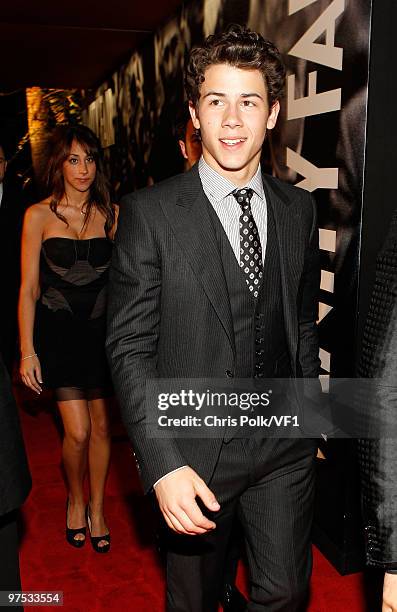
top-left (21, 352), bottom-right (37, 361)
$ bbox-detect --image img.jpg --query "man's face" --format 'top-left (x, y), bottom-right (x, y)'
top-left (190, 63), bottom-right (279, 184)
top-left (0, 147), bottom-right (7, 183)
top-left (178, 119), bottom-right (202, 169)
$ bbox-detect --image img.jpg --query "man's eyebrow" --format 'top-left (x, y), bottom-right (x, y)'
top-left (240, 92), bottom-right (264, 100)
top-left (202, 91), bottom-right (226, 98)
top-left (202, 91), bottom-right (264, 100)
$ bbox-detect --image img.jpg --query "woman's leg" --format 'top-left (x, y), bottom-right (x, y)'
top-left (87, 397), bottom-right (111, 547)
top-left (57, 399), bottom-right (91, 541)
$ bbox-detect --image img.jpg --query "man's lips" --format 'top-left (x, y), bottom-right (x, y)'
top-left (219, 138), bottom-right (247, 146)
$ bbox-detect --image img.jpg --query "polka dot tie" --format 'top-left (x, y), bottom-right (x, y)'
top-left (232, 187), bottom-right (263, 298)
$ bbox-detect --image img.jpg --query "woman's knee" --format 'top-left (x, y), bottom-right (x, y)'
top-left (65, 427), bottom-right (91, 449)
top-left (90, 418), bottom-right (111, 441)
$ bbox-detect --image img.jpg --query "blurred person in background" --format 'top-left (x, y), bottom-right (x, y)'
top-left (358, 207), bottom-right (397, 612)
top-left (0, 351), bottom-right (31, 598)
top-left (176, 105), bottom-right (202, 171)
top-left (0, 142), bottom-right (29, 375)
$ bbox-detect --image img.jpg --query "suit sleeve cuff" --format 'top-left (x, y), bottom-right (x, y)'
top-left (153, 465), bottom-right (189, 489)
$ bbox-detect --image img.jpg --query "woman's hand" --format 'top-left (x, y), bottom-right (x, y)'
top-left (20, 354), bottom-right (43, 394)
top-left (383, 573), bottom-right (397, 612)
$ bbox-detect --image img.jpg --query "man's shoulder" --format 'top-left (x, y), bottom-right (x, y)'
top-left (264, 174), bottom-right (313, 207)
top-left (121, 171), bottom-right (190, 209)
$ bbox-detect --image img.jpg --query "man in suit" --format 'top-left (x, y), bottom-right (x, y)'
top-left (0, 351), bottom-right (31, 595)
top-left (107, 25), bottom-right (320, 611)
top-left (357, 207), bottom-right (397, 612)
top-left (175, 106), bottom-right (246, 612)
top-left (0, 143), bottom-right (28, 374)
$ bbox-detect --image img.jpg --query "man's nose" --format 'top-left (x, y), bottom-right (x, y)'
top-left (222, 104), bottom-right (243, 128)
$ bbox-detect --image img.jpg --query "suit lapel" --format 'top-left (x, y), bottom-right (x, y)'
top-left (160, 166), bottom-right (235, 355)
top-left (263, 174), bottom-right (303, 358)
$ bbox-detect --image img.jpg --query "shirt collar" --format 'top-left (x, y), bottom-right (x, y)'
top-left (198, 156), bottom-right (264, 202)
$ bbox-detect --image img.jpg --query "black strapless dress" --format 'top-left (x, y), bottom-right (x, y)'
top-left (34, 237), bottom-right (113, 400)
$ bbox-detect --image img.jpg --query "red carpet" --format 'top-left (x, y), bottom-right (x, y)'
top-left (16, 387), bottom-right (370, 612)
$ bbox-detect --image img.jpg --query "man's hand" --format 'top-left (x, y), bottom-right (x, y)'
top-left (383, 572), bottom-right (397, 612)
top-left (154, 466), bottom-right (220, 535)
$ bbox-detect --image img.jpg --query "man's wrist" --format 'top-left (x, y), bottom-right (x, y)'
top-left (153, 465), bottom-right (189, 489)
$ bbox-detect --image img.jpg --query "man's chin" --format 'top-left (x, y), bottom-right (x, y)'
top-left (216, 157), bottom-right (256, 174)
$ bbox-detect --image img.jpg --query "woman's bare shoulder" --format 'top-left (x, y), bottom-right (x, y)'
top-left (24, 198), bottom-right (53, 227)
top-left (25, 198), bottom-right (52, 215)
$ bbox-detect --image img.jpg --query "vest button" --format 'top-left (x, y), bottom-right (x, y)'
top-left (225, 370), bottom-right (234, 378)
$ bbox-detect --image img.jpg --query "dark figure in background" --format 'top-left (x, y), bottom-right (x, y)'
top-left (108, 26), bottom-right (320, 611)
top-left (0, 143), bottom-right (28, 375)
top-left (0, 352), bottom-right (31, 598)
top-left (176, 105), bottom-right (246, 612)
top-left (176, 106), bottom-right (202, 171)
top-left (18, 125), bottom-right (118, 553)
top-left (358, 207), bottom-right (397, 612)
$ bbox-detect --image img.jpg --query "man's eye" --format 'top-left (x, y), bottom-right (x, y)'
top-left (210, 99), bottom-right (223, 106)
top-left (242, 100), bottom-right (255, 107)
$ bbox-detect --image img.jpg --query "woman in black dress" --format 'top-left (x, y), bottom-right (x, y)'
top-left (19, 125), bottom-right (118, 552)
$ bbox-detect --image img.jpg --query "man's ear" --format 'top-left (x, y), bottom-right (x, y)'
top-left (266, 101), bottom-right (280, 130)
top-left (178, 140), bottom-right (188, 160)
top-left (189, 101), bottom-right (200, 130)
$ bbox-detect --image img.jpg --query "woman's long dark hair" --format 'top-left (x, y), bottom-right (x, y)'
top-left (46, 124), bottom-right (115, 236)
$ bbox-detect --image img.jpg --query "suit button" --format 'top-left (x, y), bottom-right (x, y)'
top-left (225, 370), bottom-right (234, 378)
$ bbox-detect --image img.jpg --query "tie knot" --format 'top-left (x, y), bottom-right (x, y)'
top-left (232, 187), bottom-right (254, 210)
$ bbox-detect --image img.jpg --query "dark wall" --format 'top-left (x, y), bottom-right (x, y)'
top-left (0, 90), bottom-right (32, 188)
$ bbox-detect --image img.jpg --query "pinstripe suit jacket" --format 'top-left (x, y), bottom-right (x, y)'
top-left (106, 164), bottom-right (320, 492)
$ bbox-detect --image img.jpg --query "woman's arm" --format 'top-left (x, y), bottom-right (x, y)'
top-left (109, 204), bottom-right (119, 240)
top-left (18, 204), bottom-right (44, 394)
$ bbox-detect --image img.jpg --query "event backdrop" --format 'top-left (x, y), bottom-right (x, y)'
top-left (85, 0), bottom-right (371, 382)
top-left (84, 0), bottom-right (372, 572)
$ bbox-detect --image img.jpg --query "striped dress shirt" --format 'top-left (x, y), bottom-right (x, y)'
top-left (198, 156), bottom-right (268, 262)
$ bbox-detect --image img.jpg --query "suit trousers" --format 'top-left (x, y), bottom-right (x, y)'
top-left (166, 437), bottom-right (316, 612)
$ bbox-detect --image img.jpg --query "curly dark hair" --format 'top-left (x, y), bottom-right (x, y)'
top-left (185, 24), bottom-right (286, 109)
top-left (45, 124), bottom-right (115, 237)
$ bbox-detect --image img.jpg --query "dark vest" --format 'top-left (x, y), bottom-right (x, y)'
top-left (205, 197), bottom-right (290, 379)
